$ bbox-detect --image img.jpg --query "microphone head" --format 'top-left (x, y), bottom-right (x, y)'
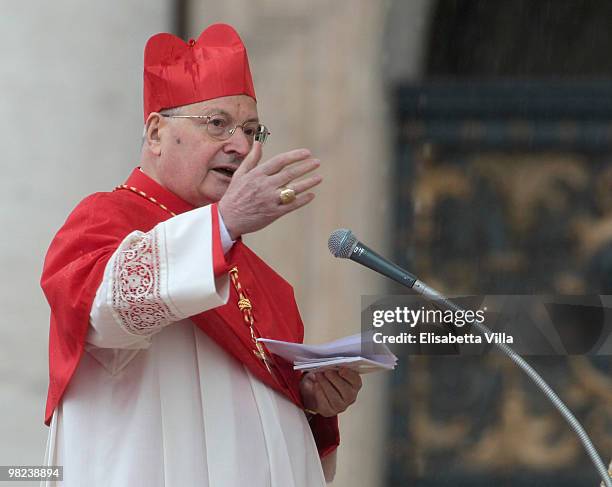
top-left (328, 228), bottom-right (358, 258)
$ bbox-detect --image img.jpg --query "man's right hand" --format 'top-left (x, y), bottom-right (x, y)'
top-left (218, 142), bottom-right (322, 239)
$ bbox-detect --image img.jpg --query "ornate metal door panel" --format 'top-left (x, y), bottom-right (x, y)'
top-left (387, 81), bottom-right (612, 486)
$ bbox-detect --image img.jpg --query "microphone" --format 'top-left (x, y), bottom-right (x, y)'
top-left (328, 228), bottom-right (416, 287)
top-left (328, 228), bottom-right (612, 487)
top-left (328, 228), bottom-right (460, 312)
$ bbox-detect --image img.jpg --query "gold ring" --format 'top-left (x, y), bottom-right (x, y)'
top-left (279, 187), bottom-right (296, 205)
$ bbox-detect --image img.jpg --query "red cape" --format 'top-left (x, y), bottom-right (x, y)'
top-left (41, 168), bottom-right (339, 457)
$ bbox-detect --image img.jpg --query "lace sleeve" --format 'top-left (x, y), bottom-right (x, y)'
top-left (111, 230), bottom-right (179, 335)
top-left (87, 205), bottom-right (230, 350)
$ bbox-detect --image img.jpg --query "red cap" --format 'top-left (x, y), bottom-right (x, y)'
top-left (143, 23), bottom-right (256, 122)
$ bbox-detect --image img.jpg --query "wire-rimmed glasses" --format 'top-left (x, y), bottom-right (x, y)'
top-left (160, 113), bottom-right (270, 145)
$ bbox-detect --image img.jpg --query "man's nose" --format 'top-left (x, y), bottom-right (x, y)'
top-left (224, 127), bottom-right (252, 156)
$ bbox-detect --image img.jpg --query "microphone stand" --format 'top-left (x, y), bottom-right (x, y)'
top-left (330, 229), bottom-right (610, 485)
top-left (409, 278), bottom-right (612, 487)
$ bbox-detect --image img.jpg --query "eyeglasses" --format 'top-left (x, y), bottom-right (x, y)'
top-left (160, 113), bottom-right (270, 145)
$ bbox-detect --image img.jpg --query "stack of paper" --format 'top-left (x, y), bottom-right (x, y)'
top-left (257, 333), bottom-right (398, 374)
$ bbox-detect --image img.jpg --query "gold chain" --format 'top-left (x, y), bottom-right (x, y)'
top-left (114, 184), bottom-right (177, 216)
top-left (230, 267), bottom-right (307, 412)
top-left (229, 266), bottom-right (274, 374)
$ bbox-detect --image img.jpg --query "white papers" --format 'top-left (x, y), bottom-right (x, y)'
top-left (257, 333), bottom-right (398, 374)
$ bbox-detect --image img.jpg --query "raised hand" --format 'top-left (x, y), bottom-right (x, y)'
top-left (218, 142), bottom-right (322, 239)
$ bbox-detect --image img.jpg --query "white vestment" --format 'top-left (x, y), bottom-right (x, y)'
top-left (42, 205), bottom-right (335, 486)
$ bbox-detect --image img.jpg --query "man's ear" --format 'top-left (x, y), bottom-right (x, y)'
top-left (144, 113), bottom-right (163, 156)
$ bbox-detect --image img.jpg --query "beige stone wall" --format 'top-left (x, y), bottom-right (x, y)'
top-left (0, 1), bottom-right (170, 480)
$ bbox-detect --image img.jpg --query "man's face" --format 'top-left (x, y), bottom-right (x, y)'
top-left (147, 94), bottom-right (258, 207)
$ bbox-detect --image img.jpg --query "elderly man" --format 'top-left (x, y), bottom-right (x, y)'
top-left (41, 24), bottom-right (361, 486)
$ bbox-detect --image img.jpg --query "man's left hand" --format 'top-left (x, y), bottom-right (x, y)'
top-left (300, 368), bottom-right (362, 417)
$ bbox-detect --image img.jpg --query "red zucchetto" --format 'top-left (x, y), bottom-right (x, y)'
top-left (143, 23), bottom-right (256, 122)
